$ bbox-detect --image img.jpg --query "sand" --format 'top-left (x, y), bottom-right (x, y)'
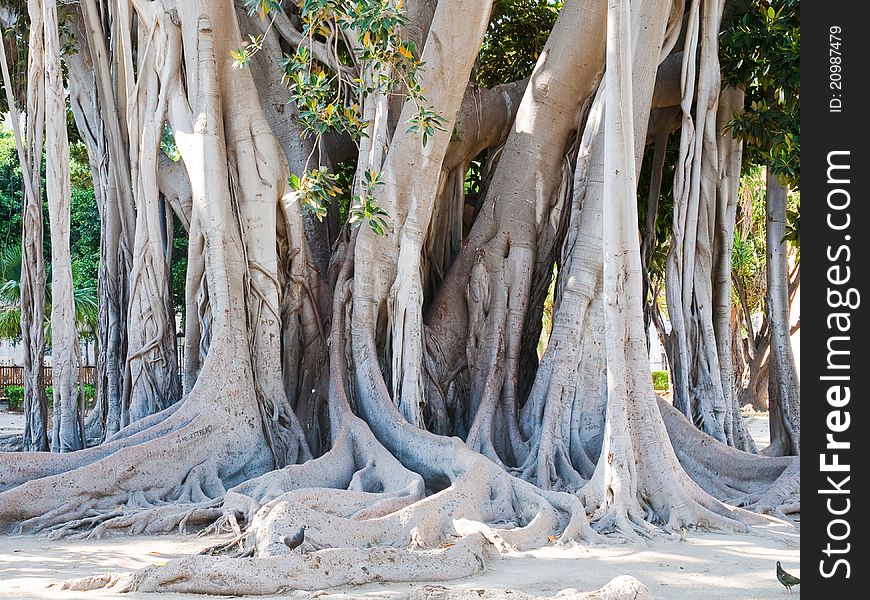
top-left (0, 411), bottom-right (23, 437)
top-left (0, 409), bottom-right (797, 600)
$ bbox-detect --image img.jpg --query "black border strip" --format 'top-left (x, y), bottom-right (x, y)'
top-left (803, 0), bottom-right (868, 593)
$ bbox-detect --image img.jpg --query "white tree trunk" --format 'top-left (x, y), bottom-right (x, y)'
top-left (425, 0), bottom-right (607, 464)
top-left (352, 0), bottom-right (496, 428)
top-left (44, 0), bottom-right (85, 452)
top-left (124, 6), bottom-right (181, 425)
top-left (0, 6), bottom-right (48, 451)
top-left (764, 170), bottom-right (800, 455)
top-left (665, 0), bottom-right (741, 444)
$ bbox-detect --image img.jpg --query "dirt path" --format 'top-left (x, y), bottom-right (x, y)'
top-left (0, 521), bottom-right (799, 599)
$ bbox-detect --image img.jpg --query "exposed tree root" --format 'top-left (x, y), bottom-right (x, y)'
top-left (0, 340), bottom-right (273, 535)
top-left (0, 398), bottom-right (188, 491)
top-left (239, 457), bottom-right (595, 558)
top-left (62, 532), bottom-right (497, 595)
top-left (0, 433), bottom-right (23, 453)
top-left (658, 397), bottom-right (798, 516)
top-left (65, 564), bottom-right (652, 600)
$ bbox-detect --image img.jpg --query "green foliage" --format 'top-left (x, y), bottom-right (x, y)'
top-left (161, 124), bottom-right (181, 162)
top-left (283, 47), bottom-right (367, 138)
top-left (406, 106), bottom-right (447, 148)
top-left (331, 158), bottom-right (357, 225)
top-left (721, 0), bottom-right (799, 186)
top-left (0, 130), bottom-right (23, 250)
top-left (476, 0), bottom-right (562, 88)
top-left (732, 166), bottom-right (766, 281)
top-left (289, 168), bottom-right (343, 221)
top-left (349, 168), bottom-right (388, 235)
top-left (2, 385), bottom-right (24, 411)
top-left (0, 2), bottom-right (29, 115)
top-left (235, 0), bottom-right (449, 236)
top-left (0, 128), bottom-right (101, 340)
top-left (44, 383), bottom-right (96, 408)
top-left (243, 0), bottom-right (283, 20)
top-left (731, 165), bottom-right (799, 320)
top-left (70, 166), bottom-right (99, 295)
top-left (0, 245), bottom-right (23, 340)
top-left (171, 214), bottom-right (188, 317)
top-left (652, 370), bottom-right (669, 391)
top-left (2, 383), bottom-right (97, 411)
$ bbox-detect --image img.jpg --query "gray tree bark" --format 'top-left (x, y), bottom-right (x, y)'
top-left (44, 0), bottom-right (85, 452)
top-left (0, 4), bottom-right (49, 451)
top-left (764, 170), bottom-right (800, 456)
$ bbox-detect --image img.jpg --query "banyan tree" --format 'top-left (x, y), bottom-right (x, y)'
top-left (0, 0), bottom-right (799, 593)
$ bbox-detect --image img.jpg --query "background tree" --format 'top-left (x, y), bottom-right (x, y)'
top-left (721, 0), bottom-right (800, 455)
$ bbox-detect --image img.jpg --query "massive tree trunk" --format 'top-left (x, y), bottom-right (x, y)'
top-left (764, 170), bottom-right (799, 456)
top-left (424, 0), bottom-right (607, 459)
top-left (516, 0), bottom-right (680, 491)
top-left (0, 0), bottom-right (297, 528)
top-left (0, 2), bottom-right (49, 452)
top-left (574, 0), bottom-right (743, 535)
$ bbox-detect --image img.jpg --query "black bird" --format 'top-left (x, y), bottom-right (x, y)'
top-left (776, 561), bottom-right (800, 592)
top-left (281, 526), bottom-right (305, 552)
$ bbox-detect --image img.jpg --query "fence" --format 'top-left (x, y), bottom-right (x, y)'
top-left (0, 366), bottom-right (96, 389)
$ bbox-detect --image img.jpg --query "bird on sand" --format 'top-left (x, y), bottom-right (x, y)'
top-left (282, 526), bottom-right (306, 552)
top-left (776, 561), bottom-right (800, 592)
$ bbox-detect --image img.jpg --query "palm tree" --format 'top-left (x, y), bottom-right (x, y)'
top-left (0, 245), bottom-right (98, 342)
top-left (0, 245), bottom-right (22, 340)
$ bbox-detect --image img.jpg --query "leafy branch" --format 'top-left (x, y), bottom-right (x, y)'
top-left (232, 0), bottom-right (448, 235)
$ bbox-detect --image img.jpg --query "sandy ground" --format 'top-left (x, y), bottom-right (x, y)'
top-left (0, 524), bottom-right (800, 600)
top-left (0, 409), bottom-right (795, 600)
top-left (0, 411), bottom-right (23, 437)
